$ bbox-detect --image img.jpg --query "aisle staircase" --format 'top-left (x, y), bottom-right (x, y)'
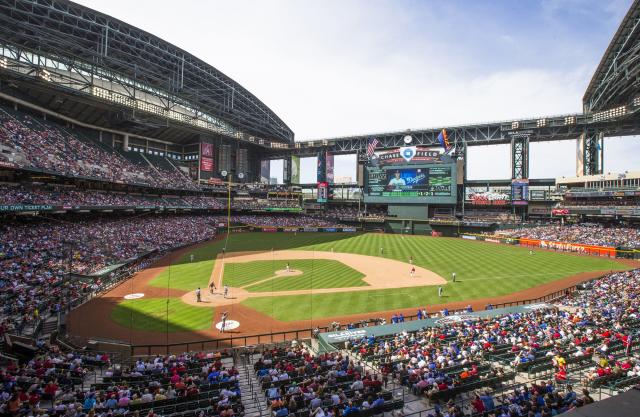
top-left (235, 348), bottom-right (268, 417)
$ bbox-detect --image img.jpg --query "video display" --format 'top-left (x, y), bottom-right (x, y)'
top-left (385, 168), bottom-right (429, 191)
top-left (365, 164), bottom-right (456, 204)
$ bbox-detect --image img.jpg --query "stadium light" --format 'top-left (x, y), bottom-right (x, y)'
top-left (592, 105), bottom-right (626, 122)
top-left (634, 96), bottom-right (640, 107)
top-left (564, 116), bottom-right (576, 125)
top-left (0, 57), bottom-right (7, 69)
top-left (536, 118), bottom-right (547, 127)
top-left (39, 68), bottom-right (51, 81)
top-left (511, 121), bottom-right (520, 130)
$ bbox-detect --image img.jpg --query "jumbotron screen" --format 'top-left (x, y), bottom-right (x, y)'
top-left (364, 164), bottom-right (457, 204)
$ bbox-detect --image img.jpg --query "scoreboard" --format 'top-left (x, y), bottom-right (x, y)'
top-left (364, 164), bottom-right (457, 204)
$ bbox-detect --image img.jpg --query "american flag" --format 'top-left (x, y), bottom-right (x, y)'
top-left (366, 138), bottom-right (379, 157)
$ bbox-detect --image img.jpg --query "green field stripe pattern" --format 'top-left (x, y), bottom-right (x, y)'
top-left (148, 244), bottom-right (221, 291)
top-left (223, 259), bottom-right (367, 292)
top-left (111, 298), bottom-right (214, 332)
top-left (110, 232), bottom-right (630, 330)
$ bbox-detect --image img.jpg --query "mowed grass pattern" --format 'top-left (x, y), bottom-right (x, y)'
top-left (222, 259), bottom-right (367, 292)
top-left (111, 298), bottom-right (214, 332)
top-left (148, 244), bottom-right (219, 291)
top-left (112, 232), bottom-right (630, 329)
top-left (234, 233), bottom-right (627, 321)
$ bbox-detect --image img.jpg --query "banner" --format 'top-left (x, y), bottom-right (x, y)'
top-left (576, 134), bottom-right (585, 176)
top-left (519, 238), bottom-right (616, 257)
top-left (317, 181), bottom-right (328, 203)
top-left (200, 157), bottom-right (214, 172)
top-left (317, 151), bottom-right (326, 183)
top-left (291, 155), bottom-right (300, 184)
top-left (326, 152), bottom-right (334, 184)
top-left (0, 204), bottom-right (54, 212)
top-left (201, 142), bottom-right (214, 157)
top-left (260, 160), bottom-right (270, 184)
top-left (551, 208), bottom-right (569, 215)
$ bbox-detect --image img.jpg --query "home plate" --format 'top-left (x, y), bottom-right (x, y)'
top-left (215, 320), bottom-right (240, 331)
top-left (124, 293), bottom-right (145, 300)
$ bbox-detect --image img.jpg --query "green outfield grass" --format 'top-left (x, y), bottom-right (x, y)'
top-left (111, 298), bottom-right (215, 332)
top-left (223, 259), bottom-right (367, 292)
top-left (117, 232), bottom-right (630, 329)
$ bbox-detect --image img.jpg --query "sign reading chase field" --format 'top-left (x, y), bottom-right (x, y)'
top-left (377, 148), bottom-right (440, 165)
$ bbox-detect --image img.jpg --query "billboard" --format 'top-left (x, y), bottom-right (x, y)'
top-left (364, 164), bottom-right (456, 204)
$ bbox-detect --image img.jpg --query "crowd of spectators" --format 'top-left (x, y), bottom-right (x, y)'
top-left (229, 215), bottom-right (341, 228)
top-left (0, 346), bottom-right (243, 417)
top-left (232, 198), bottom-right (301, 210)
top-left (0, 214), bottom-right (218, 335)
top-left (325, 206), bottom-right (386, 220)
top-left (0, 110), bottom-right (196, 190)
top-left (0, 185), bottom-right (225, 209)
top-left (256, 343), bottom-right (401, 417)
top-left (561, 197), bottom-right (640, 207)
top-left (499, 223), bottom-right (640, 248)
top-left (344, 267), bottom-right (640, 416)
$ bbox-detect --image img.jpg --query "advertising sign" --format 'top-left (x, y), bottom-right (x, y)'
top-left (317, 181), bottom-right (328, 203)
top-left (200, 157), bottom-right (214, 172)
top-left (326, 152), bottom-right (334, 184)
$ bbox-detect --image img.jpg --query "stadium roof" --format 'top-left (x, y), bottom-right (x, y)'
top-left (0, 0), bottom-right (294, 144)
top-left (583, 0), bottom-right (640, 113)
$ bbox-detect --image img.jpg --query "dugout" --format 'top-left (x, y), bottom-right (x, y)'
top-left (617, 246), bottom-right (640, 259)
top-left (316, 303), bottom-right (554, 353)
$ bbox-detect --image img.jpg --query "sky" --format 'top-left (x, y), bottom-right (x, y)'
top-left (76, 0), bottom-right (640, 182)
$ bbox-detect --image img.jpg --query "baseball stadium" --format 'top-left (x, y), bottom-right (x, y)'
top-left (1, 0), bottom-right (640, 416)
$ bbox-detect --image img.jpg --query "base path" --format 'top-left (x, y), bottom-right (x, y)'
top-left (180, 250), bottom-right (446, 307)
top-left (66, 239), bottom-right (639, 348)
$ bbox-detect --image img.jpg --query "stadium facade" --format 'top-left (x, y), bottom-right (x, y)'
top-left (0, 0), bottom-right (639, 223)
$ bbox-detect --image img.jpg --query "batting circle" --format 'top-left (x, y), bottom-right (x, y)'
top-left (215, 320), bottom-right (240, 331)
top-left (123, 293), bottom-right (145, 300)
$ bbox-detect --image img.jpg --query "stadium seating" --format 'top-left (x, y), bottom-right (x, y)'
top-left (0, 106), bottom-right (196, 191)
top-left (500, 224), bottom-right (640, 248)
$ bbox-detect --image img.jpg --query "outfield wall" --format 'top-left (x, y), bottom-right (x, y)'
top-left (459, 233), bottom-right (624, 257)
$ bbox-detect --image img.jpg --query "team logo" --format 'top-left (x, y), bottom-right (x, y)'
top-left (400, 146), bottom-right (417, 162)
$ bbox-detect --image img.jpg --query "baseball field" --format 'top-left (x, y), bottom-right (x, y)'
top-left (68, 232), bottom-right (633, 343)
